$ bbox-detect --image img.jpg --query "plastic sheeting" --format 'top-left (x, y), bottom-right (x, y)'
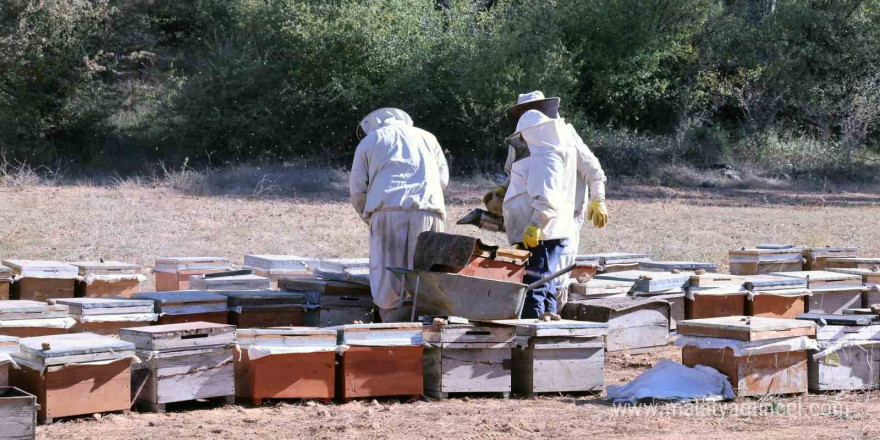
top-left (675, 335), bottom-right (818, 357)
top-left (813, 340), bottom-right (880, 360)
top-left (77, 273), bottom-right (146, 285)
top-left (245, 345), bottom-right (348, 361)
top-left (0, 352), bottom-right (19, 369)
top-left (0, 317), bottom-right (76, 329)
top-left (606, 359), bottom-right (735, 403)
top-left (74, 313), bottom-right (158, 323)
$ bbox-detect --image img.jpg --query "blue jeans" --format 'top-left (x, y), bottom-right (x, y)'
top-left (521, 239), bottom-right (566, 318)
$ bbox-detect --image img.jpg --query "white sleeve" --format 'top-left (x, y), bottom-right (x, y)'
top-left (349, 139), bottom-right (370, 218)
top-left (434, 137), bottom-right (449, 190)
top-left (573, 129), bottom-right (606, 202)
top-left (527, 151), bottom-right (565, 229)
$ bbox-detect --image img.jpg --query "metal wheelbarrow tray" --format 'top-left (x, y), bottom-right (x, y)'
top-left (389, 265), bottom-right (574, 321)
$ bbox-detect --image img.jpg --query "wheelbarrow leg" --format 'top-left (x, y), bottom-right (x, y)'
top-left (410, 276), bottom-right (421, 322)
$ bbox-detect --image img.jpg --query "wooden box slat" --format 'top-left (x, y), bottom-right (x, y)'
top-left (424, 345), bottom-right (511, 396)
top-left (512, 336), bottom-right (604, 395)
top-left (120, 322), bottom-right (235, 351)
top-left (0, 386), bottom-right (36, 440)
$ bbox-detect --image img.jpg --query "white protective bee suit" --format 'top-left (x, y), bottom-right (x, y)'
top-left (349, 108), bottom-right (449, 320)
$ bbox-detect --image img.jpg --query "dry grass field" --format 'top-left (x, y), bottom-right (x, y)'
top-left (2, 167), bottom-right (879, 439)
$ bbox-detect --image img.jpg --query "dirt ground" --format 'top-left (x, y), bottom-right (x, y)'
top-left (2, 176), bottom-right (879, 439)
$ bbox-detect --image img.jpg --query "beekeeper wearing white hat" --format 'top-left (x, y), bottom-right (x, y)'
top-left (501, 109), bottom-right (579, 317)
top-left (350, 108), bottom-right (449, 322)
top-left (485, 91), bottom-right (608, 309)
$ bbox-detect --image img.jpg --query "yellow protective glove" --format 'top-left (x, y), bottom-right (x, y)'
top-left (522, 225), bottom-right (542, 248)
top-left (587, 200), bottom-right (608, 228)
top-left (482, 185), bottom-right (507, 214)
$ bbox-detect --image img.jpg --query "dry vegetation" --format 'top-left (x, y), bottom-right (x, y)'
top-left (1, 166), bottom-right (879, 439)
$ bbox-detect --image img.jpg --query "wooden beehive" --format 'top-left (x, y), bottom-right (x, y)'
top-left (678, 316), bottom-right (815, 397)
top-left (638, 261), bottom-right (718, 273)
top-left (772, 271), bottom-right (864, 314)
top-left (746, 288), bottom-right (812, 319)
top-left (50, 297), bottom-right (157, 336)
top-left (121, 322), bottom-right (236, 412)
top-left (0, 301), bottom-right (74, 338)
top-left (824, 257), bottom-right (880, 270)
top-left (0, 386), bottom-right (37, 439)
top-left (69, 261), bottom-right (143, 298)
top-left (797, 313), bottom-right (880, 391)
top-left (561, 298), bottom-right (669, 353)
top-left (729, 247), bottom-right (804, 275)
top-left (314, 258), bottom-right (370, 286)
top-left (685, 286), bottom-right (747, 320)
top-left (280, 278), bottom-right (373, 327)
top-left (10, 333), bottom-right (135, 422)
top-left (585, 253), bottom-right (651, 274)
top-left (4, 260), bottom-right (78, 302)
top-left (597, 270), bottom-right (688, 330)
top-left (216, 290), bottom-right (319, 328)
top-left (153, 257), bottom-right (231, 291)
top-left (569, 279), bottom-right (633, 301)
top-left (133, 291), bottom-right (228, 325)
top-left (333, 323), bottom-right (423, 401)
top-left (242, 255), bottom-right (316, 288)
top-left (802, 247), bottom-right (858, 271)
top-left (235, 328), bottom-right (338, 404)
top-left (422, 323), bottom-right (515, 399)
top-left (494, 319), bottom-right (607, 395)
top-left (689, 273), bottom-right (746, 289)
top-left (188, 273), bottom-right (271, 291)
top-left (0, 264), bottom-right (12, 300)
top-left (0, 336), bottom-right (19, 387)
top-left (828, 268), bottom-right (880, 307)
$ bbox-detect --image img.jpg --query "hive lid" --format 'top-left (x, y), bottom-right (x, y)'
top-left (491, 319), bottom-right (607, 337)
top-left (638, 261), bottom-right (718, 272)
top-left (570, 297), bottom-right (671, 312)
top-left (771, 270), bottom-right (862, 288)
top-left (689, 273), bottom-right (746, 288)
top-left (756, 244), bottom-right (797, 250)
top-left (236, 327), bottom-right (337, 348)
top-left (119, 321), bottom-right (235, 351)
top-left (0, 300), bottom-right (69, 320)
top-left (0, 335), bottom-right (18, 353)
top-left (596, 270), bottom-right (690, 292)
top-left (214, 289), bottom-right (311, 308)
top-left (825, 257), bottom-right (880, 265)
top-left (743, 275), bottom-right (807, 290)
top-left (570, 279), bottom-right (634, 295)
top-left (49, 297), bottom-right (154, 315)
top-left (0, 265), bottom-right (11, 277)
top-left (729, 248), bottom-right (804, 262)
top-left (827, 268), bottom-right (880, 279)
top-left (677, 316), bottom-right (816, 341)
top-left (573, 255), bottom-right (601, 264)
top-left (68, 261), bottom-right (141, 275)
top-left (17, 333), bottom-right (135, 366)
top-left (188, 274), bottom-right (271, 291)
top-left (242, 255), bottom-right (316, 272)
top-left (317, 258), bottom-right (369, 272)
top-left (134, 291), bottom-right (226, 304)
top-left (580, 253), bottom-right (651, 265)
top-left (1, 260), bottom-right (78, 278)
top-left (802, 246), bottom-right (858, 254)
top-left (686, 286), bottom-right (748, 299)
top-left (422, 323), bottom-right (516, 344)
top-left (279, 278), bottom-right (371, 295)
top-left (154, 257), bottom-right (231, 272)
top-left (796, 313), bottom-right (878, 326)
top-left (331, 322), bottom-right (423, 346)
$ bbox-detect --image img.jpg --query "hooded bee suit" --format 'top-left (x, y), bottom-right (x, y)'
top-left (502, 110), bottom-right (580, 317)
top-left (349, 108), bottom-right (449, 321)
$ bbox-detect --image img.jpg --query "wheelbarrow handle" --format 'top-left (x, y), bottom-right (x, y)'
top-left (526, 263), bottom-right (576, 291)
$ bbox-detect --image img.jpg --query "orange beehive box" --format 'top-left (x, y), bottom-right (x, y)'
top-left (235, 328), bottom-right (337, 404)
top-left (0, 264), bottom-right (11, 300)
top-left (772, 271), bottom-right (864, 314)
top-left (69, 261), bottom-right (144, 298)
top-left (0, 301), bottom-right (74, 338)
top-left (4, 260), bottom-right (78, 302)
top-left (333, 323), bottom-right (423, 401)
top-left (153, 257), bottom-right (231, 291)
top-left (802, 247), bottom-right (858, 271)
top-left (685, 286), bottom-right (747, 320)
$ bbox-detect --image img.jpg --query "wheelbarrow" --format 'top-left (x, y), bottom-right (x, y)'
top-left (387, 264), bottom-right (576, 322)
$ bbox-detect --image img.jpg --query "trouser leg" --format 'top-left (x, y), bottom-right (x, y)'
top-left (521, 239), bottom-right (565, 318)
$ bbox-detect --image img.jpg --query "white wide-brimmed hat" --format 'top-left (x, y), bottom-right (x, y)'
top-left (505, 109), bottom-right (557, 141)
top-left (356, 108), bottom-right (413, 139)
top-left (506, 91), bottom-right (560, 132)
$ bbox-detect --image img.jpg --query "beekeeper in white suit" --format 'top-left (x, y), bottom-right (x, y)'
top-left (502, 109), bottom-right (580, 318)
top-left (350, 108), bottom-right (449, 322)
top-left (486, 92), bottom-right (607, 309)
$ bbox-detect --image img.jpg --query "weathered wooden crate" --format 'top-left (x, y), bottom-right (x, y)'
top-left (772, 271), bottom-right (864, 314)
top-left (0, 386), bottom-right (38, 440)
top-left (121, 322), bottom-right (236, 412)
top-left (0, 264), bottom-right (12, 300)
top-left (69, 261), bottom-right (143, 298)
top-left (188, 273), bottom-right (271, 291)
top-left (569, 279), bottom-right (633, 301)
top-left (0, 336), bottom-right (19, 387)
top-left (133, 291), bottom-right (228, 325)
top-left (729, 248), bottom-right (804, 275)
top-left (638, 261), bottom-right (718, 273)
top-left (216, 290), bottom-right (319, 328)
top-left (10, 333), bottom-right (134, 423)
top-left (4, 260), bottom-right (78, 302)
top-left (634, 291), bottom-right (685, 331)
top-left (678, 316), bottom-right (816, 397)
top-left (802, 247), bottom-right (859, 271)
top-left (236, 328), bottom-right (337, 404)
top-left (685, 286), bottom-right (747, 320)
top-left (746, 288), bottom-right (812, 319)
top-left (242, 255), bottom-right (316, 288)
top-left (422, 324), bottom-right (515, 398)
top-left (0, 301), bottom-right (74, 338)
top-left (153, 257), bottom-right (231, 291)
top-left (334, 323), bottom-right (423, 400)
top-left (561, 298), bottom-right (669, 353)
top-left (824, 257), bottom-right (880, 270)
top-left (50, 297), bottom-right (157, 336)
top-left (280, 279), bottom-right (373, 327)
top-left (797, 313), bottom-right (880, 391)
top-left (494, 319), bottom-right (607, 395)
top-left (828, 268), bottom-right (880, 307)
